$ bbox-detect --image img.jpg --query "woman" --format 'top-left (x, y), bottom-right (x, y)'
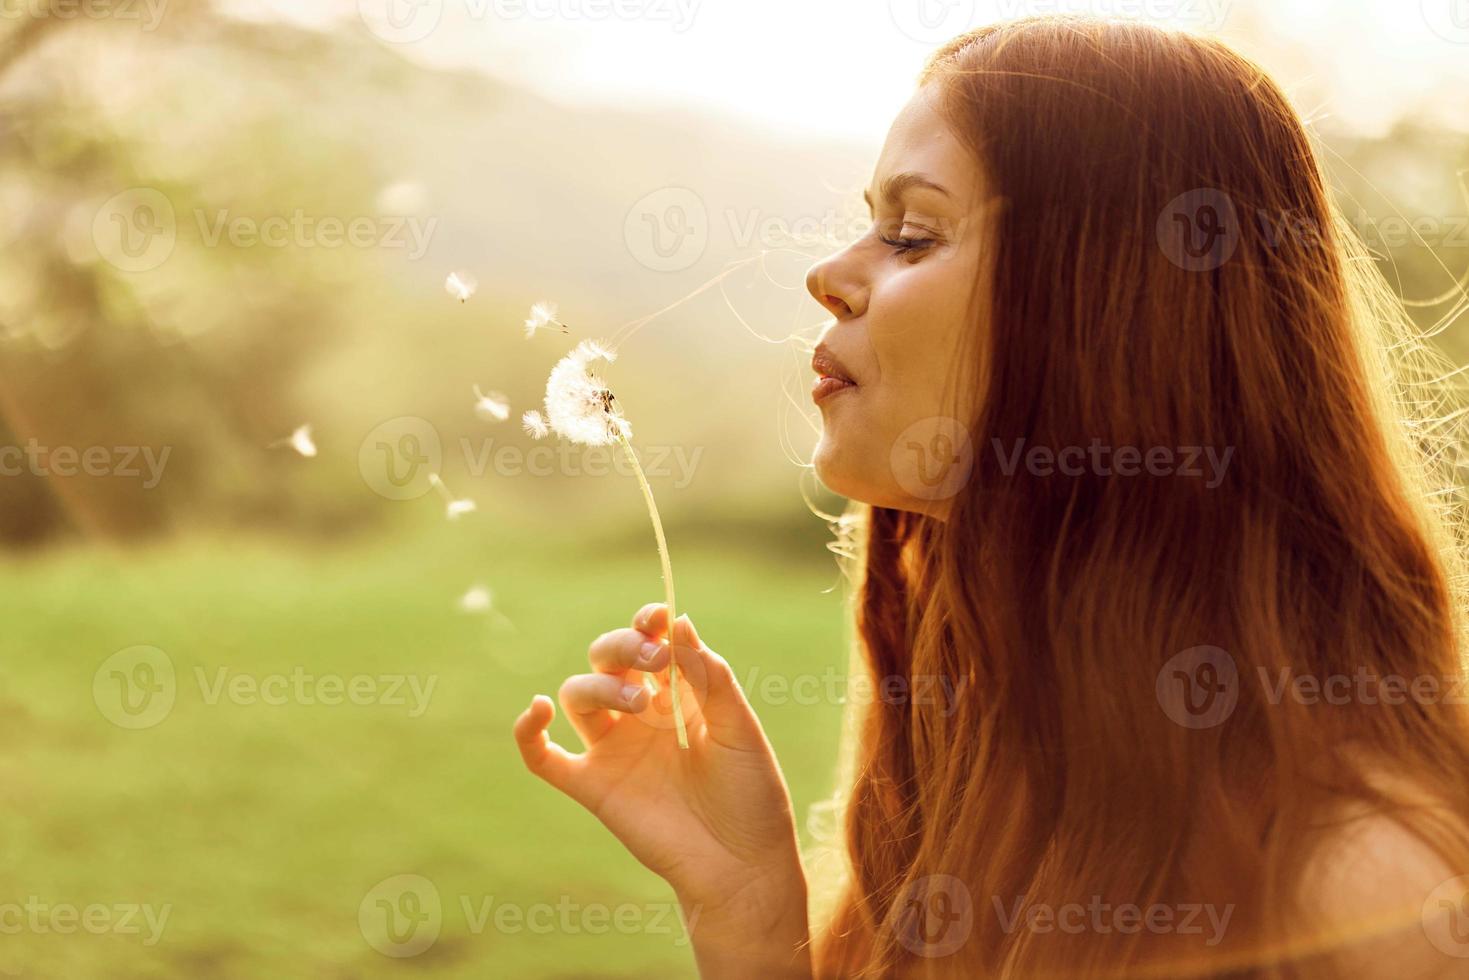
top-left (513, 17), bottom-right (1469, 978)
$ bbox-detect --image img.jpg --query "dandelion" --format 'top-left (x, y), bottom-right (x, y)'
top-left (525, 337), bottom-right (689, 748)
top-left (270, 424), bottom-right (317, 458)
top-left (524, 301), bottom-right (570, 337)
top-left (473, 385), bottom-right (510, 422)
top-left (445, 271), bottom-right (477, 303)
top-left (429, 473), bottom-right (477, 520)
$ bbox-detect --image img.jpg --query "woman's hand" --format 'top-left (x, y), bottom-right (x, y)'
top-left (512, 603), bottom-right (810, 977)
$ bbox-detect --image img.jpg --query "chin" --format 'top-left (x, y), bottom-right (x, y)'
top-left (813, 435), bottom-right (870, 504)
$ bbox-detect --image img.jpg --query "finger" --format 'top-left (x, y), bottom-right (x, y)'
top-left (632, 602), bottom-right (670, 639)
top-left (588, 628), bottom-right (671, 675)
top-left (662, 615), bottom-right (765, 750)
top-left (557, 672), bottom-right (650, 747)
top-left (512, 695), bottom-right (583, 795)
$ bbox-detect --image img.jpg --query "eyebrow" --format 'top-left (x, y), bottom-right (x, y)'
top-left (862, 172), bottom-right (952, 215)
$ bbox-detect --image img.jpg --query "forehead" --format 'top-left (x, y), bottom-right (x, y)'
top-left (870, 85), bottom-right (980, 207)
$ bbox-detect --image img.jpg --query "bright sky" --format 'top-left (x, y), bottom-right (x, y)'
top-left (233, 0), bottom-right (1469, 143)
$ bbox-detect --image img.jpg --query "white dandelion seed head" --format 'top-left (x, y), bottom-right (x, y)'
top-left (445, 271), bottom-right (477, 303)
top-left (523, 301), bottom-right (567, 337)
top-left (541, 339), bottom-right (632, 446)
top-left (473, 385), bottom-right (510, 422)
top-left (521, 409), bottom-right (549, 439)
top-left (287, 424), bottom-right (316, 458)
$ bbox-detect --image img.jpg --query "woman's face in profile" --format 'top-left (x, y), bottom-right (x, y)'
top-left (805, 84), bottom-right (989, 517)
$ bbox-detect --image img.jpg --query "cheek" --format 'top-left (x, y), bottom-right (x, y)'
top-left (814, 249), bottom-right (982, 506)
top-left (868, 265), bottom-right (974, 419)
top-left (870, 263), bottom-right (957, 344)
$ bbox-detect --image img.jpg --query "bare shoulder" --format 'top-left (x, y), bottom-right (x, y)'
top-left (1299, 771), bottom-right (1468, 978)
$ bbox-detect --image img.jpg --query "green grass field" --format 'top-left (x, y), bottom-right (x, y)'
top-left (0, 518), bottom-right (850, 978)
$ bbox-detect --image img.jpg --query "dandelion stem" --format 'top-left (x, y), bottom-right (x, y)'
top-left (616, 430), bottom-right (689, 749)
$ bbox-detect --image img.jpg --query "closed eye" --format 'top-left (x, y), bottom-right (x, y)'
top-left (880, 234), bottom-right (938, 257)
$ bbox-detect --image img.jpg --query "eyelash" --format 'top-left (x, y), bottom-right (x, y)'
top-left (880, 234), bottom-right (937, 259)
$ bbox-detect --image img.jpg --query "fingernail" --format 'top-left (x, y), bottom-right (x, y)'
top-left (620, 683), bottom-right (644, 706)
top-left (637, 641), bottom-right (661, 666)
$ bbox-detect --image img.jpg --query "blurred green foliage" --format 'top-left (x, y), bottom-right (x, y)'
top-left (0, 520), bottom-right (849, 977)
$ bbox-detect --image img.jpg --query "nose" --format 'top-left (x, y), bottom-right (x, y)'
top-left (806, 247), bottom-right (867, 320)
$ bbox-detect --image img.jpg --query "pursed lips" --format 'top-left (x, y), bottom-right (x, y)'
top-left (811, 344), bottom-right (857, 404)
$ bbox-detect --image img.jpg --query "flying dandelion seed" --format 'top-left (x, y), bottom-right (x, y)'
top-left (457, 583), bottom-right (515, 630)
top-left (445, 271), bottom-right (477, 303)
top-left (473, 385), bottom-right (511, 422)
top-left (524, 301), bottom-right (570, 337)
top-left (458, 585), bottom-right (492, 612)
top-left (269, 424), bottom-right (317, 458)
top-left (525, 336), bottom-right (689, 748)
top-left (429, 473), bottom-right (477, 520)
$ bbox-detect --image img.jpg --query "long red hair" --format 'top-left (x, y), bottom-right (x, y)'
top-left (808, 17), bottom-right (1469, 978)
